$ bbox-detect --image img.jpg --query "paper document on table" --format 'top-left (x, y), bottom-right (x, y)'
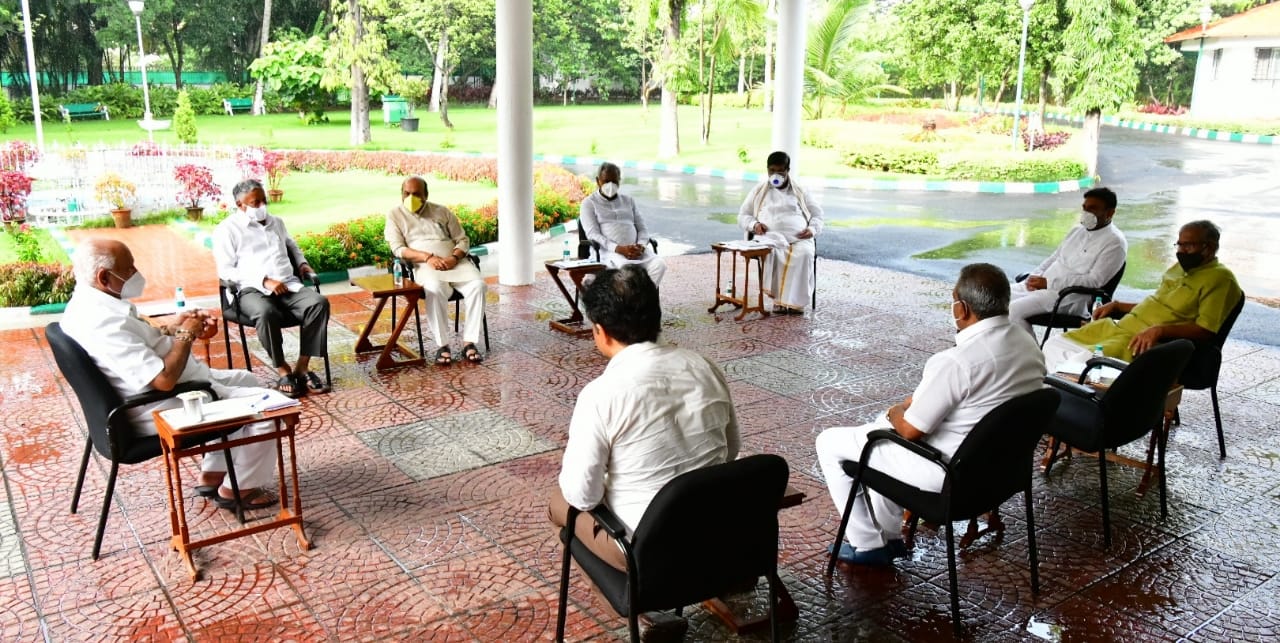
top-left (551, 258), bottom-right (600, 268)
top-left (248, 390), bottom-right (302, 413)
top-left (159, 398), bottom-right (262, 431)
top-left (1054, 360), bottom-right (1125, 386)
top-left (719, 239), bottom-right (765, 251)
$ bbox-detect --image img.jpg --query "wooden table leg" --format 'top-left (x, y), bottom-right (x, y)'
top-left (703, 574), bottom-right (798, 635)
top-left (285, 431), bottom-right (311, 550)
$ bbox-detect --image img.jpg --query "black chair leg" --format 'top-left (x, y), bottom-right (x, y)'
top-left (221, 436), bottom-right (245, 525)
top-left (222, 319), bottom-right (235, 369)
top-left (1211, 386), bottom-right (1226, 459)
top-left (555, 528), bottom-right (572, 642)
top-left (237, 324), bottom-right (252, 371)
top-left (628, 612), bottom-right (640, 643)
top-left (413, 304), bottom-right (425, 358)
top-left (826, 469), bottom-right (864, 576)
top-left (945, 520), bottom-right (961, 638)
top-left (482, 312), bottom-right (491, 352)
top-left (1043, 437), bottom-right (1062, 477)
top-left (322, 350), bottom-right (333, 390)
top-left (454, 299), bottom-right (460, 334)
top-left (768, 572), bottom-right (780, 643)
top-left (92, 461), bottom-right (120, 560)
top-left (1157, 422), bottom-right (1169, 520)
top-left (1024, 485), bottom-right (1040, 593)
top-left (1098, 451), bottom-right (1112, 548)
top-left (71, 436), bottom-right (92, 514)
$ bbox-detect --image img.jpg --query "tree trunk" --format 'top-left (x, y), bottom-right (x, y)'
top-left (703, 51), bottom-right (717, 144)
top-left (698, 1), bottom-right (708, 145)
top-left (1037, 65), bottom-right (1049, 121)
top-left (640, 61), bottom-right (649, 110)
top-left (658, 1), bottom-right (682, 158)
top-left (763, 0), bottom-right (774, 113)
top-left (429, 30), bottom-right (447, 112)
top-left (439, 62), bottom-right (454, 129)
top-left (349, 0), bottom-right (371, 146)
top-left (487, 80), bottom-right (497, 109)
top-left (1082, 108), bottom-right (1101, 178)
top-left (254, 0), bottom-right (273, 115)
top-left (737, 53), bottom-right (745, 95)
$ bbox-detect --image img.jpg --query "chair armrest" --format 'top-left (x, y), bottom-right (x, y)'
top-left (1043, 374), bottom-right (1098, 400)
top-left (1015, 273), bottom-right (1029, 283)
top-left (587, 504), bottom-right (630, 541)
top-left (106, 382), bottom-right (219, 426)
top-left (864, 428), bottom-right (944, 464)
top-left (1057, 285), bottom-right (1109, 300)
top-left (1086, 355), bottom-right (1129, 372)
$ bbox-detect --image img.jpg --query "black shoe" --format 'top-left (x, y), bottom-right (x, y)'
top-left (638, 611), bottom-right (687, 643)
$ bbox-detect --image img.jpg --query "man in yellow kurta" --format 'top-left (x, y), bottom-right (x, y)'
top-left (1042, 220), bottom-right (1242, 367)
top-left (385, 176), bottom-right (487, 365)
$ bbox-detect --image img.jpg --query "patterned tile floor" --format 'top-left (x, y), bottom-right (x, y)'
top-left (2, 233), bottom-right (1279, 641)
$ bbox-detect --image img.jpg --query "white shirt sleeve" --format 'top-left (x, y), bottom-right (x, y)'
top-left (580, 195), bottom-right (613, 253)
top-left (558, 382), bottom-right (612, 510)
top-left (802, 189), bottom-right (824, 236)
top-left (738, 184), bottom-right (764, 232)
top-left (903, 351), bottom-right (969, 436)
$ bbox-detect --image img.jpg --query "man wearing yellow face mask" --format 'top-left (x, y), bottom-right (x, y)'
top-left (385, 176), bottom-right (488, 365)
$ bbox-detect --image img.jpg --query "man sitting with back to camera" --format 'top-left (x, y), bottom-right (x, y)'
top-left (816, 263), bottom-right (1045, 565)
top-left (549, 266), bottom-right (738, 640)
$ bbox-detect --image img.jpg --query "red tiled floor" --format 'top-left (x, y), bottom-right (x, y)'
top-left (4, 236), bottom-right (1280, 641)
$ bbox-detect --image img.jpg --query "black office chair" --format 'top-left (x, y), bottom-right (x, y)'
top-left (1016, 262), bottom-right (1126, 347)
top-left (390, 255), bottom-right (490, 351)
top-left (575, 221), bottom-right (659, 261)
top-left (1174, 292), bottom-right (1245, 459)
top-left (1043, 339), bottom-right (1195, 547)
top-left (825, 389), bottom-right (1060, 637)
top-left (46, 322), bottom-right (244, 560)
top-left (554, 454), bottom-right (789, 643)
top-left (745, 230), bottom-right (818, 311)
top-left (219, 269), bottom-right (333, 391)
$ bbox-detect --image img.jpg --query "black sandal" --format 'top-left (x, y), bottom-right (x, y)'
top-left (462, 343), bottom-right (483, 364)
top-left (304, 371), bottom-right (328, 393)
top-left (434, 346), bottom-right (453, 366)
top-left (276, 374), bottom-right (304, 398)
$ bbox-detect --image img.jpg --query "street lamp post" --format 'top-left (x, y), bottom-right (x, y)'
top-left (1011, 0), bottom-right (1035, 151)
top-left (128, 0), bottom-right (154, 139)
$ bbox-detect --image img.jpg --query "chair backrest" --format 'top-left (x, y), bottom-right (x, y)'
top-left (629, 454), bottom-right (788, 611)
top-left (577, 222), bottom-right (593, 260)
top-left (945, 389), bottom-right (1060, 519)
top-left (1101, 262), bottom-right (1126, 299)
top-left (1179, 291), bottom-right (1245, 390)
top-left (45, 322), bottom-right (126, 459)
top-left (1099, 339), bottom-right (1195, 448)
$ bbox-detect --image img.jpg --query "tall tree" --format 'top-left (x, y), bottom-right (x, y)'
top-left (324, 0), bottom-right (399, 145)
top-left (388, 0), bottom-right (494, 127)
top-left (254, 0), bottom-right (274, 114)
top-left (693, 0), bottom-right (762, 143)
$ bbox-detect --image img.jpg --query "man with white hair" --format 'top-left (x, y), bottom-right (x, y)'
top-left (579, 162), bottom-right (667, 286)
top-left (61, 238), bottom-right (280, 511)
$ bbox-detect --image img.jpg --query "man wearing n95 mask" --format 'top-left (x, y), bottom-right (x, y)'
top-left (579, 161), bottom-right (667, 286)
top-left (737, 150), bottom-right (824, 315)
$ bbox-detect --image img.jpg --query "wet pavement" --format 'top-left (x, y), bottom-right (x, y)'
top-left (2, 231), bottom-right (1279, 641)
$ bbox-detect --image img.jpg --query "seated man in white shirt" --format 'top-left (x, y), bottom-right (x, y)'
top-left (385, 176), bottom-right (488, 365)
top-left (549, 267), bottom-right (739, 598)
top-left (579, 162), bottom-right (667, 286)
top-left (738, 150), bottom-right (824, 314)
top-left (213, 179), bottom-right (330, 398)
top-left (61, 238), bottom-right (280, 510)
top-left (1010, 187), bottom-right (1128, 336)
top-left (816, 263), bottom-right (1046, 566)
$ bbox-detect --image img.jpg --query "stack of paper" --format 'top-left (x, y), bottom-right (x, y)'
top-left (249, 390), bottom-right (302, 412)
top-left (159, 398), bottom-right (261, 431)
top-left (719, 239), bottom-right (764, 251)
top-left (552, 258), bottom-right (601, 269)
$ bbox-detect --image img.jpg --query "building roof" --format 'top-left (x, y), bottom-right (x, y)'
top-left (1166, 1), bottom-right (1280, 43)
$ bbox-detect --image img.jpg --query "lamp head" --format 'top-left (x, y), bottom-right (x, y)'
top-left (1019, 0), bottom-right (1034, 12)
top-left (1200, 5), bottom-right (1212, 30)
top-left (128, 1), bottom-right (144, 16)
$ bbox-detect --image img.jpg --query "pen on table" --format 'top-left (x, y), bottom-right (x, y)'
top-left (250, 393), bottom-right (270, 411)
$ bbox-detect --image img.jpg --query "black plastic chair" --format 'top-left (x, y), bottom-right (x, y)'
top-left (46, 322), bottom-right (243, 560)
top-left (1016, 262), bottom-right (1126, 347)
top-left (824, 389), bottom-right (1060, 637)
top-left (745, 230), bottom-right (818, 311)
top-left (390, 254), bottom-right (490, 351)
top-left (1175, 292), bottom-right (1245, 459)
top-left (219, 271), bottom-right (333, 390)
top-left (554, 454), bottom-right (789, 643)
top-left (576, 221), bottom-right (659, 261)
top-left (1043, 339), bottom-right (1195, 547)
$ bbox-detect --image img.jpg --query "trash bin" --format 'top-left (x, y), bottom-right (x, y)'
top-left (381, 95), bottom-right (407, 126)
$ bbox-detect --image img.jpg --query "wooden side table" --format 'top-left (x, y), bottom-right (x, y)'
top-left (544, 259), bottom-right (605, 336)
top-left (708, 242), bottom-right (771, 321)
top-left (351, 274), bottom-right (426, 371)
top-left (153, 406), bottom-right (308, 580)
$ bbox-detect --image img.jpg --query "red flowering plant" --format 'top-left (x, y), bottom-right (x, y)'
top-left (129, 141), bottom-right (165, 157)
top-left (262, 149), bottom-right (292, 192)
top-left (0, 169), bottom-right (33, 223)
top-left (235, 147), bottom-right (266, 181)
top-left (173, 164), bottom-right (222, 209)
top-left (0, 141), bottom-right (40, 172)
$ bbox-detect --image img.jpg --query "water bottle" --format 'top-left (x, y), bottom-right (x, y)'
top-left (393, 260), bottom-right (404, 287)
top-left (724, 278), bottom-right (735, 297)
top-left (1088, 344), bottom-right (1105, 384)
top-left (1093, 295), bottom-right (1104, 314)
top-left (1093, 344), bottom-right (1104, 359)
top-left (562, 239), bottom-right (572, 261)
top-left (174, 286), bottom-right (186, 310)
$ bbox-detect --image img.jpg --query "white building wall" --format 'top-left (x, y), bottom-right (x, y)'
top-left (1184, 36), bottom-right (1280, 120)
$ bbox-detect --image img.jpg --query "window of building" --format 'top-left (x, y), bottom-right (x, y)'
top-left (1212, 49), bottom-right (1222, 80)
top-left (1255, 47), bottom-right (1280, 81)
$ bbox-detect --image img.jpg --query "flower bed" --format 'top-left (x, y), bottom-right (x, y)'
top-left (0, 262), bottom-right (75, 307)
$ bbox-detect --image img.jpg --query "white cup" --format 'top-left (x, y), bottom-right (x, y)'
top-left (177, 391), bottom-right (210, 421)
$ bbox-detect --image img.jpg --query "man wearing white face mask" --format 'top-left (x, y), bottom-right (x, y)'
top-left (213, 179), bottom-right (330, 398)
top-left (737, 150), bottom-right (823, 314)
top-left (816, 264), bottom-right (1044, 566)
top-left (1008, 187), bottom-right (1128, 336)
top-left (62, 238), bottom-right (281, 511)
top-left (579, 162), bottom-right (667, 286)
top-left (385, 175), bottom-right (488, 365)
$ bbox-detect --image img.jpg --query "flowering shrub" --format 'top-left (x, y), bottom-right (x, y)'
top-left (129, 141), bottom-right (165, 157)
top-left (0, 141), bottom-right (39, 172)
top-left (453, 203), bottom-right (499, 245)
top-left (236, 147), bottom-right (266, 181)
top-left (1136, 101), bottom-right (1187, 116)
top-left (11, 224), bottom-right (42, 262)
top-left (0, 262), bottom-right (75, 307)
top-left (263, 149), bottom-right (292, 192)
top-left (94, 173), bottom-right (137, 209)
top-left (295, 215), bottom-right (391, 273)
top-left (0, 170), bottom-right (33, 222)
top-left (174, 164), bottom-right (221, 208)
top-left (1026, 130), bottom-right (1071, 152)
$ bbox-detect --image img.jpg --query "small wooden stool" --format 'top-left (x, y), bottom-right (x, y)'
top-left (709, 242), bottom-right (770, 321)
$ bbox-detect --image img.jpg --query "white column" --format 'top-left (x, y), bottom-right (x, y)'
top-left (771, 0), bottom-right (806, 171)
top-left (496, 0), bottom-right (534, 286)
top-left (19, 0), bottom-right (43, 153)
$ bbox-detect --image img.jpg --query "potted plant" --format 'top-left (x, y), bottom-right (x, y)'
top-left (173, 164), bottom-right (221, 221)
top-left (396, 77), bottom-right (431, 133)
top-left (263, 149), bottom-right (292, 202)
top-left (94, 173), bottom-right (138, 228)
top-left (0, 169), bottom-right (32, 230)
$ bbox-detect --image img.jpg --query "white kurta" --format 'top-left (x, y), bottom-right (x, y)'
top-left (212, 210), bottom-right (308, 294)
top-left (385, 202), bottom-right (487, 347)
top-left (579, 191), bottom-right (667, 285)
top-left (1010, 222), bottom-right (1128, 335)
top-left (816, 316), bottom-right (1045, 549)
top-left (737, 181), bottom-right (824, 310)
top-left (61, 286), bottom-right (277, 489)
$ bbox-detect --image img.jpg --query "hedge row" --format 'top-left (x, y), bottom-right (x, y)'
top-left (0, 262), bottom-right (75, 307)
top-left (841, 143), bottom-right (1086, 182)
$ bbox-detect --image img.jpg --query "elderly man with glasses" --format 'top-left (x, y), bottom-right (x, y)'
top-left (1042, 219), bottom-right (1242, 367)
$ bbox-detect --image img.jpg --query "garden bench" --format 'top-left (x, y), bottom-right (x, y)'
top-left (223, 98), bottom-right (254, 115)
top-left (58, 103), bottom-right (109, 122)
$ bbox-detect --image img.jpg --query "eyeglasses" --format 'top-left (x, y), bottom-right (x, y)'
top-left (1173, 241), bottom-right (1205, 250)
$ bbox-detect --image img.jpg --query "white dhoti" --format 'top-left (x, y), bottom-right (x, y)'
top-left (599, 248), bottom-right (667, 286)
top-left (816, 419), bottom-right (945, 549)
top-left (757, 232), bottom-right (815, 310)
top-left (1041, 334), bottom-right (1094, 372)
top-left (414, 254), bottom-right (487, 348)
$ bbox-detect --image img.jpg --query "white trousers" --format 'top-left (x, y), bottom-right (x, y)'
top-left (600, 249), bottom-right (667, 286)
top-left (816, 420), bottom-right (946, 550)
top-left (1041, 334), bottom-right (1094, 372)
top-left (421, 277), bottom-right (488, 347)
